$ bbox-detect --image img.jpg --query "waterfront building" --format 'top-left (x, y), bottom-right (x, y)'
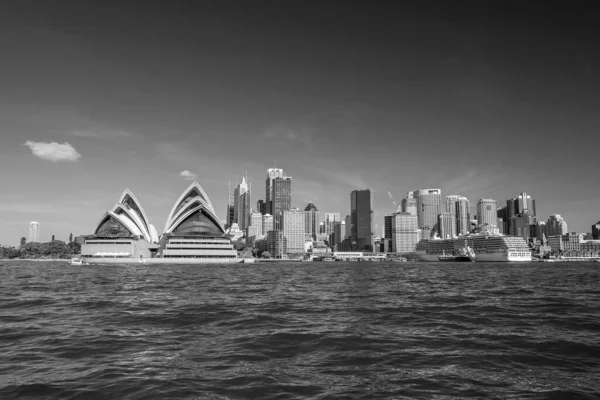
top-left (506, 192), bottom-right (536, 234)
top-left (477, 199), bottom-right (497, 228)
top-left (28, 221), bottom-right (40, 243)
top-left (282, 208), bottom-right (305, 253)
top-left (159, 182), bottom-right (236, 259)
top-left (438, 212), bottom-right (456, 239)
top-left (250, 211), bottom-right (263, 238)
top-left (563, 232), bottom-right (585, 253)
top-left (82, 189), bottom-right (160, 259)
top-left (351, 189), bottom-right (374, 251)
top-left (593, 222), bottom-right (600, 240)
top-left (267, 230), bottom-right (287, 259)
top-left (414, 189), bottom-right (441, 239)
top-left (547, 214), bottom-right (568, 236)
top-left (391, 212), bottom-right (420, 253)
top-left (304, 202), bottom-right (320, 241)
top-left (401, 191), bottom-right (417, 216)
top-left (547, 235), bottom-right (563, 255)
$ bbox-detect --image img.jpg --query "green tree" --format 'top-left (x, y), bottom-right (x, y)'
top-left (20, 237), bottom-right (26, 247)
top-left (69, 233), bottom-right (73, 243)
top-left (261, 251), bottom-right (271, 259)
top-left (51, 235), bottom-right (55, 242)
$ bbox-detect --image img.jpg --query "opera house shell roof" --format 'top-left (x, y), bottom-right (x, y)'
top-left (163, 182), bottom-right (225, 237)
top-left (93, 189), bottom-right (159, 243)
top-left (92, 182), bottom-right (225, 242)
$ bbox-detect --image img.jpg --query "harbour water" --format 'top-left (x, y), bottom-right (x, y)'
top-left (1, 261), bottom-right (599, 399)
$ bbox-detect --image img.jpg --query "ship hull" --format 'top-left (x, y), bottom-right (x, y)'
top-left (417, 251), bottom-right (531, 262)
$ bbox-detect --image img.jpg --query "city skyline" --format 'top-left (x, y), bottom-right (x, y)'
top-left (1, 2), bottom-right (599, 245)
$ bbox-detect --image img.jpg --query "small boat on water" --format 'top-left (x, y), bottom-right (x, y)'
top-left (69, 257), bottom-right (89, 266)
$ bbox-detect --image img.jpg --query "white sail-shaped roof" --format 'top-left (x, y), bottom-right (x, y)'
top-left (94, 211), bottom-right (143, 237)
top-left (164, 181), bottom-right (224, 235)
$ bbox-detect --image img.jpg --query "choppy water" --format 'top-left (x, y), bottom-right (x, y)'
top-left (1, 261), bottom-right (599, 399)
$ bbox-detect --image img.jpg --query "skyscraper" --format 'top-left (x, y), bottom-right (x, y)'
top-left (282, 208), bottom-right (305, 253)
top-left (401, 191), bottom-right (417, 216)
top-left (265, 168), bottom-right (284, 215)
top-left (249, 211), bottom-right (263, 238)
top-left (446, 195), bottom-right (470, 236)
top-left (506, 192), bottom-right (536, 234)
top-left (233, 176), bottom-right (251, 230)
top-left (257, 200), bottom-right (266, 215)
top-left (592, 222), bottom-right (600, 240)
top-left (392, 212), bottom-right (420, 253)
top-left (225, 179), bottom-right (235, 229)
top-left (351, 189), bottom-right (374, 251)
top-left (414, 189), bottom-right (441, 239)
top-left (304, 202), bottom-right (320, 240)
top-left (476, 199), bottom-right (497, 227)
top-left (547, 214), bottom-right (568, 236)
top-left (438, 212), bottom-right (456, 239)
top-left (28, 221), bottom-right (40, 243)
top-left (262, 214), bottom-right (274, 235)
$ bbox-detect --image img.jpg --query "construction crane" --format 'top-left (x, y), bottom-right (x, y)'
top-left (388, 191), bottom-right (402, 212)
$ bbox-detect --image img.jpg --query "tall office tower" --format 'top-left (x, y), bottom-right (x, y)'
top-left (262, 214), bottom-right (274, 235)
top-left (546, 214), bottom-right (568, 236)
top-left (438, 212), bottom-right (456, 239)
top-left (250, 211), bottom-right (263, 238)
top-left (257, 200), bottom-right (266, 215)
top-left (233, 176), bottom-right (251, 230)
top-left (323, 213), bottom-right (340, 235)
top-left (535, 221), bottom-right (547, 241)
top-left (506, 192), bottom-right (536, 234)
top-left (265, 168), bottom-right (284, 215)
top-left (511, 210), bottom-right (536, 240)
top-left (401, 191), bottom-right (417, 216)
top-left (497, 218), bottom-right (505, 234)
top-left (344, 215), bottom-right (351, 239)
top-left (28, 221), bottom-right (40, 243)
top-left (282, 208), bottom-right (305, 253)
top-left (304, 202), bottom-right (320, 241)
top-left (476, 199), bottom-right (498, 227)
top-left (334, 221), bottom-right (346, 247)
top-left (392, 212), bottom-right (420, 253)
top-left (592, 222), bottom-right (600, 240)
top-left (384, 213), bottom-right (394, 239)
top-left (414, 189), bottom-right (442, 239)
top-left (351, 189), bottom-right (374, 251)
top-left (225, 179), bottom-right (235, 229)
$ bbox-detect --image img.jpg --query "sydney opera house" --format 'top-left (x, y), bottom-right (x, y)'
top-left (81, 182), bottom-right (239, 264)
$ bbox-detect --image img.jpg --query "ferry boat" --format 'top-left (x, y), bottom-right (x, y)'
top-left (416, 233), bottom-right (531, 262)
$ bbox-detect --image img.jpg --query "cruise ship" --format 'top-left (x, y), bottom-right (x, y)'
top-left (415, 233), bottom-right (532, 262)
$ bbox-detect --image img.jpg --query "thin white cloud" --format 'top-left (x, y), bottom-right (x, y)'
top-left (23, 140), bottom-right (81, 162)
top-left (264, 122), bottom-right (315, 145)
top-left (71, 129), bottom-right (131, 138)
top-left (180, 170), bottom-right (198, 181)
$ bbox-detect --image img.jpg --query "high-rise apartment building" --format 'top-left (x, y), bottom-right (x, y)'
top-left (304, 202), bottom-right (320, 241)
top-left (391, 212), bottom-right (420, 253)
top-left (233, 176), bottom-right (251, 230)
top-left (282, 208), bottom-right (305, 253)
top-left (384, 213), bottom-right (394, 240)
top-left (351, 190), bottom-right (374, 251)
top-left (414, 189), bottom-right (441, 239)
top-left (438, 212), bottom-right (456, 239)
top-left (476, 199), bottom-right (497, 227)
top-left (401, 191), bottom-right (417, 216)
top-left (547, 214), bottom-right (568, 236)
top-left (28, 221), bottom-right (40, 243)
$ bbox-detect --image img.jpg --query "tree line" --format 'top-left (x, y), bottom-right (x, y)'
top-left (0, 235), bottom-right (81, 260)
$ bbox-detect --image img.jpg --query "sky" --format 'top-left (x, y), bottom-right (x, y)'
top-left (0, 1), bottom-right (599, 245)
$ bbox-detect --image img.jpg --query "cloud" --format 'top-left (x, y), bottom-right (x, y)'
top-left (180, 170), bottom-right (198, 181)
top-left (23, 140), bottom-right (81, 162)
top-left (264, 122), bottom-right (316, 145)
top-left (71, 129), bottom-right (132, 138)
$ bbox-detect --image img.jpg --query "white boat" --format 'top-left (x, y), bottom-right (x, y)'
top-left (69, 258), bottom-right (89, 265)
top-left (415, 233), bottom-right (532, 262)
